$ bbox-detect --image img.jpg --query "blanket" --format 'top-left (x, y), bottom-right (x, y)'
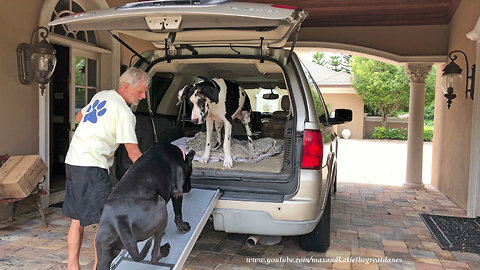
top-left (172, 132), bottom-right (283, 163)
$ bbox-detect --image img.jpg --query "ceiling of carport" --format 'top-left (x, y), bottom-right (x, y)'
top-left (245, 0), bottom-right (461, 27)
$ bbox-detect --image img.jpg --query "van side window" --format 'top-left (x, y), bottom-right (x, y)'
top-left (301, 62), bottom-right (329, 124)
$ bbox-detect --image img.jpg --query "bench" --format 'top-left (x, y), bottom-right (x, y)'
top-left (0, 154), bottom-right (48, 227)
top-left (0, 182), bottom-right (48, 226)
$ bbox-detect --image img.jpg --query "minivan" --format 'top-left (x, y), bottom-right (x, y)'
top-left (50, 0), bottom-right (352, 254)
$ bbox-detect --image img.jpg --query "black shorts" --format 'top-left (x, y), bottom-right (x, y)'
top-left (63, 164), bottom-right (111, 226)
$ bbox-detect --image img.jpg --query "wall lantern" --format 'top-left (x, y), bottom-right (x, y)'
top-left (441, 50), bottom-right (476, 109)
top-left (16, 26), bottom-right (57, 96)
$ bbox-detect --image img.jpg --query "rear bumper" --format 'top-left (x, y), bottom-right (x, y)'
top-left (212, 207), bottom-right (323, 236)
top-left (211, 169), bottom-right (328, 236)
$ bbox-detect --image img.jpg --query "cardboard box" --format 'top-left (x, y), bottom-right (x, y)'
top-left (0, 155), bottom-right (47, 199)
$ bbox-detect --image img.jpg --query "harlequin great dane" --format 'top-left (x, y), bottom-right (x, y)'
top-left (95, 143), bottom-right (195, 269)
top-left (177, 78), bottom-right (253, 169)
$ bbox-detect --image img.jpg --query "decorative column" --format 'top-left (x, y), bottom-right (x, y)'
top-left (404, 63), bottom-right (432, 189)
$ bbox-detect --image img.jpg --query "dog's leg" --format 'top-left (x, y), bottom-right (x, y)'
top-left (151, 221), bottom-right (170, 263)
top-left (116, 219), bottom-right (153, 262)
top-left (239, 110), bottom-right (254, 158)
top-left (172, 196), bottom-right (191, 233)
top-left (213, 120), bottom-right (223, 150)
top-left (96, 249), bottom-right (114, 270)
top-left (223, 120), bottom-right (233, 169)
top-left (150, 198), bottom-right (169, 264)
top-left (200, 117), bottom-right (214, 163)
top-left (95, 234), bottom-right (116, 270)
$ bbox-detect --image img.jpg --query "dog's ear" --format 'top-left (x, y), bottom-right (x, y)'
top-left (176, 85), bottom-right (190, 105)
top-left (186, 150), bottom-right (196, 164)
top-left (198, 85), bottom-right (219, 103)
top-left (181, 150), bottom-right (195, 194)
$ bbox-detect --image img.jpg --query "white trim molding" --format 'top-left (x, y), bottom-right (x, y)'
top-left (467, 17), bottom-right (480, 218)
top-left (37, 0), bottom-right (112, 207)
top-left (49, 33), bottom-right (111, 54)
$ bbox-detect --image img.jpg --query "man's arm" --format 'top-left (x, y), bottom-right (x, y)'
top-left (124, 143), bottom-right (142, 163)
top-left (75, 111), bottom-right (83, 124)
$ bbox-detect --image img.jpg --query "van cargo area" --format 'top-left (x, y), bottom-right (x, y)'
top-left (115, 54), bottom-right (301, 197)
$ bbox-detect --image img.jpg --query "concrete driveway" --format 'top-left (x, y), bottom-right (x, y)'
top-left (337, 139), bottom-right (433, 186)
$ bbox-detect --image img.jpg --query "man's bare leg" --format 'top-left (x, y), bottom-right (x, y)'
top-left (68, 219), bottom-right (84, 270)
top-left (93, 225), bottom-right (99, 270)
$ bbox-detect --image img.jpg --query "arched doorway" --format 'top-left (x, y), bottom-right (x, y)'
top-left (38, 0), bottom-right (119, 206)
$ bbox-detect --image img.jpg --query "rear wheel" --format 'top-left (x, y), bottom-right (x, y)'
top-left (299, 192), bottom-right (331, 252)
top-left (333, 170), bottom-right (338, 194)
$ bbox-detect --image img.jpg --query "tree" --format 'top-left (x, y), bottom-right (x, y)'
top-left (351, 57), bottom-right (436, 126)
top-left (341, 55), bottom-right (352, 74)
top-left (330, 55), bottom-right (342, 72)
top-left (312, 52), bottom-right (327, 66)
top-left (424, 65), bottom-right (436, 109)
top-left (312, 52), bottom-right (352, 73)
top-left (350, 56), bottom-right (410, 127)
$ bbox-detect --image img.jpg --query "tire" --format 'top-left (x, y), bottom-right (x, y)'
top-left (333, 165), bottom-right (338, 194)
top-left (333, 177), bottom-right (337, 194)
top-left (299, 192), bottom-right (331, 252)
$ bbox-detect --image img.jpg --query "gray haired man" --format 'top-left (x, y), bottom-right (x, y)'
top-left (63, 67), bottom-right (151, 270)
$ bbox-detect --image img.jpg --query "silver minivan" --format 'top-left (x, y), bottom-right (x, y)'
top-left (50, 0), bottom-right (352, 254)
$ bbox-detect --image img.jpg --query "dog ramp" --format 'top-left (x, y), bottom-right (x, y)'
top-left (110, 188), bottom-right (221, 270)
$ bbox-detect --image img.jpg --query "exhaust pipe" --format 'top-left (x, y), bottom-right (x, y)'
top-left (246, 235), bottom-right (260, 248)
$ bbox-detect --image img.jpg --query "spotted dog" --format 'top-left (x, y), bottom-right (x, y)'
top-left (178, 78), bottom-right (253, 169)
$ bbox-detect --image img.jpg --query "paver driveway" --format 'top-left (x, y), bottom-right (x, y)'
top-left (1, 140), bottom-right (479, 269)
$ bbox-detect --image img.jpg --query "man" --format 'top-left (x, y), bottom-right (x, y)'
top-left (63, 67), bottom-right (151, 270)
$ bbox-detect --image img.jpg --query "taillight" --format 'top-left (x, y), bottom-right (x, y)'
top-left (301, 129), bottom-right (323, 170)
top-left (271, 4), bottom-right (298, 10)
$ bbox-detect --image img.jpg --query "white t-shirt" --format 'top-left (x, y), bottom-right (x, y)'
top-left (65, 90), bottom-right (137, 170)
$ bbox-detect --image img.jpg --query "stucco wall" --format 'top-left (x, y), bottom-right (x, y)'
top-left (0, 1), bottom-right (43, 156)
top-left (363, 117), bottom-right (409, 139)
top-left (322, 90), bottom-right (364, 140)
top-left (431, 0), bottom-right (480, 210)
top-left (0, 0), bottom-right (45, 220)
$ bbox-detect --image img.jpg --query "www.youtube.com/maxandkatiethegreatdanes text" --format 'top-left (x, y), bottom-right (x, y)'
top-left (245, 256), bottom-right (403, 265)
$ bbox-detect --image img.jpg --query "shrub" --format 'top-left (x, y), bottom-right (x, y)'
top-left (424, 128), bottom-right (433, 142)
top-left (371, 127), bottom-right (433, 142)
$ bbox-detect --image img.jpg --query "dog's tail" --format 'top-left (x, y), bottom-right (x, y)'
top-left (116, 218), bottom-right (153, 262)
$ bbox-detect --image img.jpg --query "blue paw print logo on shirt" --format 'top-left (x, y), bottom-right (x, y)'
top-left (83, 99), bottom-right (107, 123)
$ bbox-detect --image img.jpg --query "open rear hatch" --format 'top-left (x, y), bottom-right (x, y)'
top-left (48, 0), bottom-right (307, 48)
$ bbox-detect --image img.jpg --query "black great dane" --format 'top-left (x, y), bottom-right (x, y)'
top-left (178, 78), bottom-right (254, 169)
top-left (95, 143), bottom-right (195, 270)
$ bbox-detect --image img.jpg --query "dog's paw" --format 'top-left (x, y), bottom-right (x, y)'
top-left (151, 243), bottom-right (171, 264)
top-left (176, 221), bottom-right (191, 233)
top-left (161, 243), bottom-right (170, 257)
top-left (223, 158), bottom-right (233, 169)
top-left (199, 154), bottom-right (210, 163)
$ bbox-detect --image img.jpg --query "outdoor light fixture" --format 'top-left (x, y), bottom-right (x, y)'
top-left (441, 50), bottom-right (476, 109)
top-left (16, 26), bottom-right (57, 96)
